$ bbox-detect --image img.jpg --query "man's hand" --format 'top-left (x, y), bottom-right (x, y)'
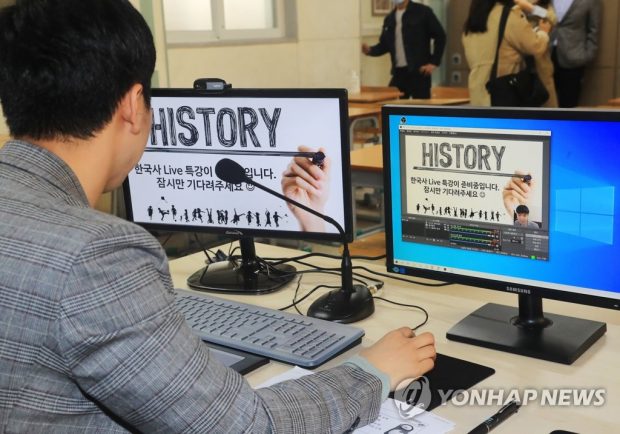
top-left (502, 171), bottom-right (535, 217)
top-left (419, 64), bottom-right (436, 76)
top-left (538, 18), bottom-right (552, 33)
top-left (514, 0), bottom-right (534, 13)
top-left (360, 327), bottom-right (436, 391)
top-left (281, 146), bottom-right (330, 232)
top-left (361, 43), bottom-right (371, 55)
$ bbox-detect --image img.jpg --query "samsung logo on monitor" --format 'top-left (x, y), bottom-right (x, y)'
top-left (506, 286), bottom-right (532, 295)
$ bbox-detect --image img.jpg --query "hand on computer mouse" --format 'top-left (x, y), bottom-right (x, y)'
top-left (359, 327), bottom-right (436, 391)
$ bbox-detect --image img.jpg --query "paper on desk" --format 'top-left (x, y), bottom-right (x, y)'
top-left (355, 399), bottom-right (454, 434)
top-left (258, 366), bottom-right (454, 434)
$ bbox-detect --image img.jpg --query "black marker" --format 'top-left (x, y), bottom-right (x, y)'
top-left (144, 147), bottom-right (325, 165)
top-left (413, 166), bottom-right (532, 183)
top-left (467, 400), bottom-right (520, 434)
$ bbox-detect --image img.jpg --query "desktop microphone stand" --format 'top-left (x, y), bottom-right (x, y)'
top-left (305, 241), bottom-right (375, 323)
top-left (215, 158), bottom-right (374, 323)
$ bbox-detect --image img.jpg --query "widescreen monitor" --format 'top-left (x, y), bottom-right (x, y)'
top-left (124, 87), bottom-right (353, 294)
top-left (382, 105), bottom-right (619, 364)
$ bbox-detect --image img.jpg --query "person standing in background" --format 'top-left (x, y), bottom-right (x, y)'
top-left (362, 0), bottom-right (446, 99)
top-left (513, 0), bottom-right (559, 107)
top-left (462, 0), bottom-right (550, 106)
top-left (551, 0), bottom-right (601, 107)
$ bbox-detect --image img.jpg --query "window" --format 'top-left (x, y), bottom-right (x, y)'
top-left (555, 186), bottom-right (615, 245)
top-left (163, 0), bottom-right (288, 45)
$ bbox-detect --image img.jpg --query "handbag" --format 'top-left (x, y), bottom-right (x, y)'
top-left (485, 4), bottom-right (549, 107)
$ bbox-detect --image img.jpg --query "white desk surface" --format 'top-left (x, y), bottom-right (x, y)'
top-left (169, 242), bottom-right (619, 433)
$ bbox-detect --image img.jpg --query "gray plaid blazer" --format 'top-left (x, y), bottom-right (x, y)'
top-left (0, 141), bottom-right (382, 433)
top-left (552, 0), bottom-right (601, 68)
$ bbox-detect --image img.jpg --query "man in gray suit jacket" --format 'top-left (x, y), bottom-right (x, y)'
top-left (551, 0), bottom-right (601, 107)
top-left (0, 0), bottom-right (436, 432)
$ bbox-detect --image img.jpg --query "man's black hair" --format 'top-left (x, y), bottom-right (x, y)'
top-left (516, 204), bottom-right (530, 214)
top-left (464, 0), bottom-right (512, 34)
top-left (0, 0), bottom-right (156, 140)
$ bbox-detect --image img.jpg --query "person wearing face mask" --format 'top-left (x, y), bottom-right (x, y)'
top-left (362, 0), bottom-right (446, 99)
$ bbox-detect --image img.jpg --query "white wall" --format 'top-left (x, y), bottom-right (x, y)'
top-left (151, 0), bottom-right (449, 90)
top-left (162, 0), bottom-right (361, 90)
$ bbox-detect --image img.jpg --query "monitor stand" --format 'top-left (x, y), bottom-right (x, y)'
top-left (187, 237), bottom-right (296, 294)
top-left (447, 295), bottom-right (607, 365)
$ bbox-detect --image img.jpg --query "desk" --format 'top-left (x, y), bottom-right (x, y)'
top-left (348, 89), bottom-right (403, 103)
top-left (348, 105), bottom-right (382, 148)
top-left (607, 97), bottom-right (620, 106)
top-left (170, 243), bottom-right (619, 433)
top-left (350, 144), bottom-right (383, 236)
top-left (431, 86), bottom-right (470, 99)
top-left (348, 105), bottom-right (382, 121)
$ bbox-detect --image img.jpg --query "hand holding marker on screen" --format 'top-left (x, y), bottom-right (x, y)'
top-left (502, 171), bottom-right (535, 217)
top-left (281, 146), bottom-right (331, 232)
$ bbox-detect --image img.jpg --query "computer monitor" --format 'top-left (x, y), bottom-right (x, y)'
top-left (382, 105), bottom-right (620, 364)
top-left (123, 87), bottom-right (353, 294)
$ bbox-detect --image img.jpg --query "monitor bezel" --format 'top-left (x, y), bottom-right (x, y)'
top-left (123, 87), bottom-right (354, 243)
top-left (382, 105), bottom-right (620, 311)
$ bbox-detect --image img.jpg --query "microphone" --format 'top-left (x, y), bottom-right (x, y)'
top-left (215, 158), bottom-right (374, 323)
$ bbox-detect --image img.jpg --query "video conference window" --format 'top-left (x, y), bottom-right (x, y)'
top-left (399, 125), bottom-right (550, 261)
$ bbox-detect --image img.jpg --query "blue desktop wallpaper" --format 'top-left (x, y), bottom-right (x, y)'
top-left (388, 113), bottom-right (620, 296)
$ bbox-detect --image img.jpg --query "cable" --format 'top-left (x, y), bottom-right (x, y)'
top-left (353, 272), bottom-right (384, 288)
top-left (250, 254), bottom-right (364, 283)
top-left (355, 254), bottom-right (386, 261)
top-left (263, 251), bottom-right (386, 266)
top-left (216, 247), bottom-right (444, 323)
top-left (291, 275), bottom-right (303, 315)
top-left (228, 242), bottom-right (239, 258)
top-left (350, 253), bottom-right (386, 261)
top-left (278, 283), bottom-right (339, 311)
top-left (159, 232), bottom-right (174, 249)
top-left (272, 258), bottom-right (429, 329)
top-left (288, 259), bottom-right (372, 286)
top-left (193, 233), bottom-right (216, 263)
top-left (373, 296), bottom-right (429, 331)
top-left (259, 253), bottom-right (450, 288)
top-left (352, 265), bottom-right (453, 287)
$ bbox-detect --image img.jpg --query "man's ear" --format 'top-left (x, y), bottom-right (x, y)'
top-left (119, 83), bottom-right (146, 135)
